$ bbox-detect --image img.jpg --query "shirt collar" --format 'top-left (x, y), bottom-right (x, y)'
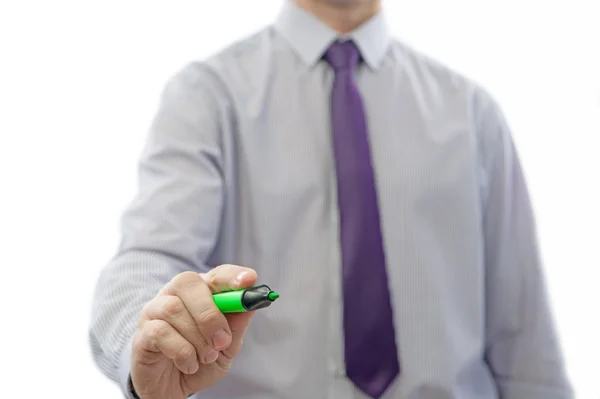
top-left (273, 0), bottom-right (391, 70)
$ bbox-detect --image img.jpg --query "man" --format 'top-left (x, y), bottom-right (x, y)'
top-left (89, 0), bottom-right (573, 398)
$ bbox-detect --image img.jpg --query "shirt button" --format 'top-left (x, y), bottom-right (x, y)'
top-left (336, 366), bottom-right (346, 377)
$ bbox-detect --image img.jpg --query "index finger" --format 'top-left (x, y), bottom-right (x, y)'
top-left (164, 272), bottom-right (232, 358)
top-left (200, 264), bottom-right (258, 293)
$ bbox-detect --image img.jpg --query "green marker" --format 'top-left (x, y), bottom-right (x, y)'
top-left (212, 284), bottom-right (279, 313)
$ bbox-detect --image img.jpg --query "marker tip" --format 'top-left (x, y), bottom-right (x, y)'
top-left (268, 291), bottom-right (280, 301)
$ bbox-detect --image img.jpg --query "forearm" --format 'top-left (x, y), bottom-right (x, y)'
top-left (485, 262), bottom-right (573, 398)
top-left (89, 63), bottom-right (227, 397)
top-left (483, 152), bottom-right (571, 397)
top-left (89, 249), bottom-right (204, 394)
top-left (475, 88), bottom-right (573, 398)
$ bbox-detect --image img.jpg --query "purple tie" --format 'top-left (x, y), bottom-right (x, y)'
top-left (325, 40), bottom-right (400, 398)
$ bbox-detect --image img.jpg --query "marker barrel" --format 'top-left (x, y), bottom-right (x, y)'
top-left (212, 290), bottom-right (247, 312)
top-left (213, 284), bottom-right (279, 313)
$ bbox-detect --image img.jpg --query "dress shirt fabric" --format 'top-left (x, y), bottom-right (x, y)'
top-left (89, 1), bottom-right (573, 398)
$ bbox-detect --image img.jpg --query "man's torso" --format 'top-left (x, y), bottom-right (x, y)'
top-left (186, 18), bottom-right (500, 399)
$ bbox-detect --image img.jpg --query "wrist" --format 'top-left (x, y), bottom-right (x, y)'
top-left (118, 338), bottom-right (136, 398)
top-left (128, 372), bottom-right (196, 399)
top-left (127, 373), bottom-right (142, 399)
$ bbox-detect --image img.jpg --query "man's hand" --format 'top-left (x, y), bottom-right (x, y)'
top-left (130, 265), bottom-right (257, 399)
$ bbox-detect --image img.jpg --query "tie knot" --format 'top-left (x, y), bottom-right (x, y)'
top-left (325, 40), bottom-right (360, 71)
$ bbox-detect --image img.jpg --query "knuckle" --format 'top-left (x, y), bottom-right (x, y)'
top-left (173, 271), bottom-right (203, 292)
top-left (175, 344), bottom-right (196, 362)
top-left (195, 306), bottom-right (222, 327)
top-left (177, 271), bottom-right (201, 283)
top-left (132, 331), bottom-right (145, 353)
top-left (140, 300), bottom-right (154, 320)
top-left (141, 299), bottom-right (153, 313)
top-left (146, 319), bottom-right (168, 341)
top-left (162, 296), bottom-right (185, 318)
top-left (206, 264), bottom-right (241, 288)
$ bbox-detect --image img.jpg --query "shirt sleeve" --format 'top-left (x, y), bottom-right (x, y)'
top-left (88, 62), bottom-right (227, 397)
top-left (474, 88), bottom-right (574, 398)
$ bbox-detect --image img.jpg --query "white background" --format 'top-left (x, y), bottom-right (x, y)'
top-left (0, 0), bottom-right (598, 397)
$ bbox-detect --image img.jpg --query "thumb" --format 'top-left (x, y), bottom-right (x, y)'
top-left (199, 264), bottom-right (258, 293)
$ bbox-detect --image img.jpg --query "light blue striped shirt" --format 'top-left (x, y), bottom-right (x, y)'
top-left (89, 1), bottom-right (573, 398)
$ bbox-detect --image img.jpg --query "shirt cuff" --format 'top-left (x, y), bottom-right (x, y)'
top-left (118, 338), bottom-right (137, 399)
top-left (497, 379), bottom-right (574, 399)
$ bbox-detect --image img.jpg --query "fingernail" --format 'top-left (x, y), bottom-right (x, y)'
top-left (236, 271), bottom-right (248, 283)
top-left (203, 349), bottom-right (219, 364)
top-left (213, 328), bottom-right (231, 350)
top-left (187, 359), bottom-right (199, 374)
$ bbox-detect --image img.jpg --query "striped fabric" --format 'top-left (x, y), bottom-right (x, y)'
top-left (89, 1), bottom-right (572, 398)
